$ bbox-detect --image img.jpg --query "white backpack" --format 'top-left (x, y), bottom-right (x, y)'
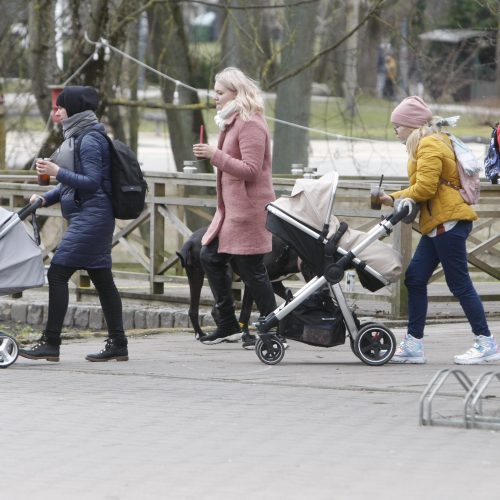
top-left (439, 133), bottom-right (481, 205)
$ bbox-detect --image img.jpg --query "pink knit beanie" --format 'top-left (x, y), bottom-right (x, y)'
top-left (390, 96), bottom-right (433, 128)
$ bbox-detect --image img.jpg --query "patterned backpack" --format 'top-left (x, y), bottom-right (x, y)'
top-left (484, 123), bottom-right (500, 184)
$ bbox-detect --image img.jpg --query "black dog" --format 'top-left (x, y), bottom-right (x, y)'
top-left (176, 227), bottom-right (312, 339)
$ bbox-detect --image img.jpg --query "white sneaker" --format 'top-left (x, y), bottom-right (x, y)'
top-left (390, 333), bottom-right (426, 364)
top-left (454, 335), bottom-right (500, 365)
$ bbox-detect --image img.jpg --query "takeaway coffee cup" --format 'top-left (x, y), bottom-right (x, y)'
top-left (370, 184), bottom-right (384, 210)
top-left (36, 158), bottom-right (51, 186)
top-left (183, 160), bottom-right (198, 174)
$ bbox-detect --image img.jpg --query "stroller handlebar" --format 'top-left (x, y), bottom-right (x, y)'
top-left (387, 205), bottom-right (411, 226)
top-left (17, 199), bottom-right (43, 221)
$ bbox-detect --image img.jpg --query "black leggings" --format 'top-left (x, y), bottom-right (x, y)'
top-left (200, 238), bottom-right (277, 328)
top-left (44, 264), bottom-right (126, 346)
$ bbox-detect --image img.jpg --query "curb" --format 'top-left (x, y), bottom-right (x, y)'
top-left (0, 298), bottom-right (217, 337)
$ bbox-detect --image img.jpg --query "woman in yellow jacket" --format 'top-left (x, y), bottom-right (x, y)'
top-left (380, 96), bottom-right (499, 365)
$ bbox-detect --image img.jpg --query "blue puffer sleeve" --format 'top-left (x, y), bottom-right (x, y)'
top-left (42, 185), bottom-right (61, 206)
top-left (55, 133), bottom-right (107, 194)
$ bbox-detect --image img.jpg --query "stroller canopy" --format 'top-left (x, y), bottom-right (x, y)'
top-left (0, 207), bottom-right (45, 295)
top-left (277, 171), bottom-right (340, 232)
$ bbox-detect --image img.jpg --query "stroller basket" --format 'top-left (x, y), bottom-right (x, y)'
top-left (279, 288), bottom-right (349, 347)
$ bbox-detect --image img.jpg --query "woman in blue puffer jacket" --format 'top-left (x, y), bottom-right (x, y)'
top-left (20, 86), bottom-right (128, 363)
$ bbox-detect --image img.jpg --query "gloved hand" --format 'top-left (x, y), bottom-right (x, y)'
top-left (394, 198), bottom-right (419, 224)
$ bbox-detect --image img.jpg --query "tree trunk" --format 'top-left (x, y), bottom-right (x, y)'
top-left (272, 0), bottom-right (318, 174)
top-left (343, 0), bottom-right (360, 119)
top-left (149, 0), bottom-right (207, 173)
top-left (0, 85), bottom-right (5, 169)
top-left (495, 3), bottom-right (500, 98)
top-left (127, 11), bottom-right (141, 153)
top-left (221, 0), bottom-right (270, 78)
top-left (28, 0), bottom-right (60, 122)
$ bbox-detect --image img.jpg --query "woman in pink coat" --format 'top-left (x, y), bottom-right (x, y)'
top-left (193, 67), bottom-right (277, 346)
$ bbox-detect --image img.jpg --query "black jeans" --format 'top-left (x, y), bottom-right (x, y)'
top-left (200, 238), bottom-right (277, 328)
top-left (44, 264), bottom-right (126, 346)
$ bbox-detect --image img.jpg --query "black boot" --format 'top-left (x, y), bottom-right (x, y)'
top-left (241, 331), bottom-right (257, 349)
top-left (199, 322), bottom-right (243, 345)
top-left (19, 335), bottom-right (60, 362)
top-left (85, 338), bottom-right (129, 362)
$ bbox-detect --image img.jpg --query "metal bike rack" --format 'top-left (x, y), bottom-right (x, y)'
top-left (419, 368), bottom-right (500, 430)
top-left (464, 371), bottom-right (500, 430)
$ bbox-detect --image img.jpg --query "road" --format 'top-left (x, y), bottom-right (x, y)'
top-left (2, 320), bottom-right (500, 500)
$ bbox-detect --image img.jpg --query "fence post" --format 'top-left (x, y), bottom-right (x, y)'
top-left (391, 210), bottom-right (412, 318)
top-left (150, 179), bottom-right (165, 294)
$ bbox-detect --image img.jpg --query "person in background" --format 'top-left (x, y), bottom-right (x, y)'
top-left (383, 54), bottom-right (397, 99)
top-left (19, 86), bottom-right (128, 363)
top-left (380, 96), bottom-right (499, 365)
top-left (193, 67), bottom-right (277, 348)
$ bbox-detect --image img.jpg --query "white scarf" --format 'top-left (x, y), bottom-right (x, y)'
top-left (214, 100), bottom-right (239, 130)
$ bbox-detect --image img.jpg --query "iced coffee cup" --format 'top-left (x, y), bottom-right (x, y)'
top-left (36, 158), bottom-right (51, 186)
top-left (370, 184), bottom-right (384, 210)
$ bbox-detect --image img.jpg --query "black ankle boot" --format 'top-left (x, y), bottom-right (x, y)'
top-left (19, 335), bottom-right (60, 362)
top-left (199, 322), bottom-right (243, 345)
top-left (85, 338), bottom-right (129, 362)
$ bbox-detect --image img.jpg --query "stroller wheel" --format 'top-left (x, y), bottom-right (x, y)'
top-left (353, 323), bottom-right (395, 366)
top-left (0, 332), bottom-right (19, 368)
top-left (255, 335), bottom-right (285, 365)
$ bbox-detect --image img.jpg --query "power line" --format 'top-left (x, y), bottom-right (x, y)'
top-left (84, 33), bottom-right (388, 145)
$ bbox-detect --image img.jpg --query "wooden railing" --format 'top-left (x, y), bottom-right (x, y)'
top-left (1, 171), bottom-right (499, 318)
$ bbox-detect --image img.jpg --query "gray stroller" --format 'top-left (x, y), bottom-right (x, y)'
top-left (0, 199), bottom-right (45, 368)
top-left (254, 172), bottom-right (415, 366)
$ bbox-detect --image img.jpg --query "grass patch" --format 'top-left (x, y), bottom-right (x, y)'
top-left (5, 86), bottom-right (496, 142)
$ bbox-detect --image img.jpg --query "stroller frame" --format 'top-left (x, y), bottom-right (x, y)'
top-left (254, 175), bottom-right (411, 366)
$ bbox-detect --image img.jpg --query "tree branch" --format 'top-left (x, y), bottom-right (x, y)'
top-left (265, 0), bottom-right (387, 90)
top-left (106, 98), bottom-right (214, 110)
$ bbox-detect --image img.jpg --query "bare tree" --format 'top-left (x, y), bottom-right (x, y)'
top-left (343, 0), bottom-right (360, 118)
top-left (220, 0), bottom-right (273, 77)
top-left (28, 0), bottom-right (60, 122)
top-left (272, 0), bottom-right (318, 174)
top-left (149, 0), bottom-right (207, 172)
top-left (495, 2), bottom-right (500, 98)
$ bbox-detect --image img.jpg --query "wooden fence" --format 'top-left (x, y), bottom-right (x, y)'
top-left (1, 171), bottom-right (499, 318)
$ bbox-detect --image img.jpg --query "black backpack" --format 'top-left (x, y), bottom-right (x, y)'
top-left (484, 122), bottom-right (500, 184)
top-left (75, 129), bottom-right (148, 219)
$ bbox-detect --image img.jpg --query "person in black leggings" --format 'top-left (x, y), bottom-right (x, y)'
top-left (19, 86), bottom-right (128, 362)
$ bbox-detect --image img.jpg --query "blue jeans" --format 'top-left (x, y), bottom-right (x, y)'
top-left (405, 221), bottom-right (490, 338)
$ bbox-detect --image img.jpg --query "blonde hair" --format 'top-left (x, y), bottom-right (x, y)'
top-left (215, 67), bottom-right (264, 121)
top-left (405, 116), bottom-right (444, 160)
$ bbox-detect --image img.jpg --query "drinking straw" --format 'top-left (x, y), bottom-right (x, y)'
top-left (199, 124), bottom-right (204, 144)
top-left (378, 174), bottom-right (384, 191)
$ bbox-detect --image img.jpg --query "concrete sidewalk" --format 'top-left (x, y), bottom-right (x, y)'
top-left (2, 320), bottom-right (500, 500)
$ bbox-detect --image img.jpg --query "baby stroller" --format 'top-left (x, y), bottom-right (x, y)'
top-left (254, 171), bottom-right (415, 366)
top-left (0, 199), bottom-right (45, 368)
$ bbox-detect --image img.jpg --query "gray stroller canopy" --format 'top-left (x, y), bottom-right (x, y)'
top-left (0, 207), bottom-right (45, 295)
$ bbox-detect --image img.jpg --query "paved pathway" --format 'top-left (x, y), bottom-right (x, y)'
top-left (2, 320), bottom-right (500, 499)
